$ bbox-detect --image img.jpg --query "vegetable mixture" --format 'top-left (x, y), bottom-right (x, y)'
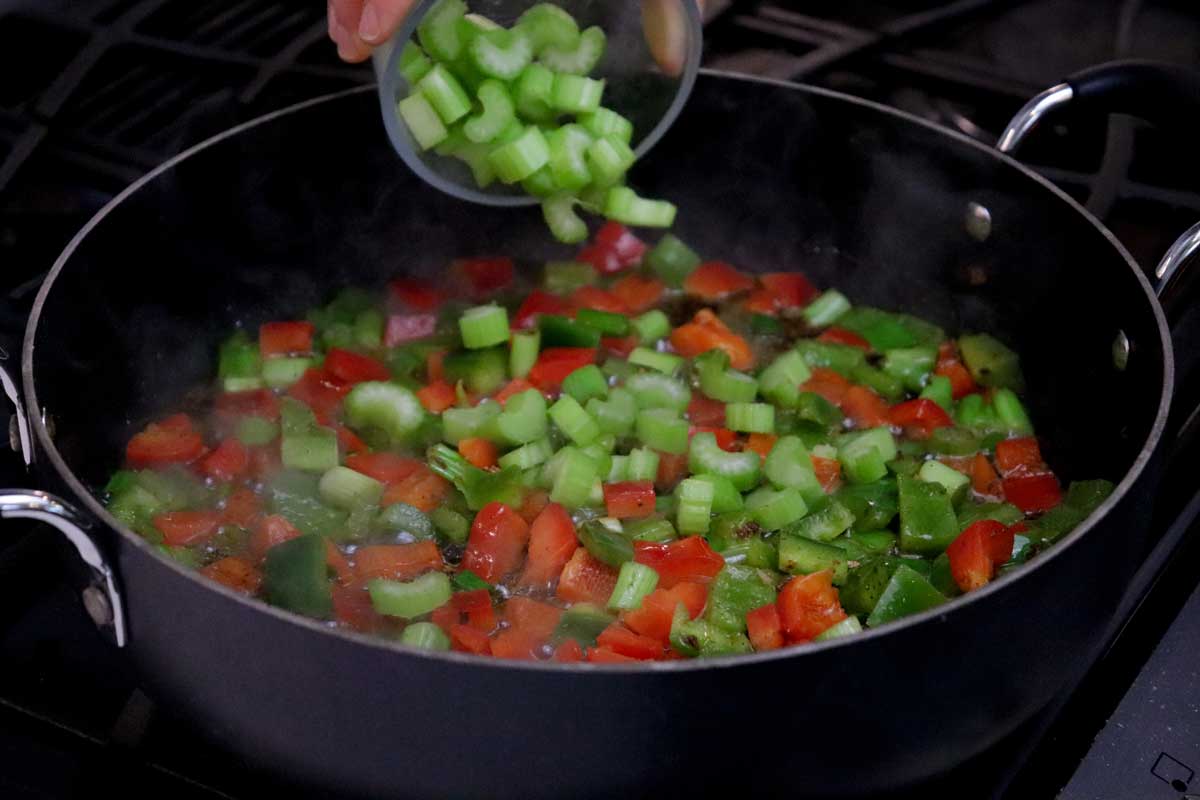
top-left (395, 1), bottom-right (676, 242)
top-left (105, 224), bottom-right (1112, 661)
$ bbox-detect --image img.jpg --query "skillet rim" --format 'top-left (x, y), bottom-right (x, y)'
top-left (22, 71), bottom-right (1175, 673)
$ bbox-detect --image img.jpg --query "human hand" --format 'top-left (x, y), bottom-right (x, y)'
top-left (328, 0), bottom-right (416, 63)
top-left (328, 0), bottom-right (703, 76)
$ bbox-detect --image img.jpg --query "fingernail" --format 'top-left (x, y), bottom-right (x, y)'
top-left (358, 2), bottom-right (381, 42)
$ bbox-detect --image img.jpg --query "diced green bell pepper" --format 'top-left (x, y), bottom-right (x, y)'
top-left (865, 564), bottom-right (945, 627)
top-left (669, 604), bottom-right (753, 657)
top-left (704, 565), bottom-right (778, 633)
top-left (263, 534), bottom-right (333, 618)
top-left (897, 475), bottom-right (959, 555)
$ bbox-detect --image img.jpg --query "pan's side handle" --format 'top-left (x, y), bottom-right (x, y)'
top-left (997, 59), bottom-right (1200, 298)
top-left (0, 491), bottom-right (127, 647)
top-left (0, 363), bottom-right (126, 647)
top-left (1, 353), bottom-right (32, 467)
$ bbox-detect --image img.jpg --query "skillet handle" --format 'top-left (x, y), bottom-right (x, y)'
top-left (997, 59), bottom-right (1200, 298)
top-left (0, 363), bottom-right (127, 648)
top-left (1066, 60), bottom-right (1200, 129)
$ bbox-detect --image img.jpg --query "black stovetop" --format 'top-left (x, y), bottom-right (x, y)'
top-left (2, 1), bottom-right (1199, 798)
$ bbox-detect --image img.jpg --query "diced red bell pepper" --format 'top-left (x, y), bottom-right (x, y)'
top-left (603, 480), bottom-right (656, 519)
top-left (1003, 473), bottom-right (1063, 513)
top-left (682, 262), bottom-right (755, 300)
top-left (553, 639), bottom-right (585, 662)
top-left (324, 348), bottom-right (390, 385)
top-left (760, 272), bottom-right (817, 308)
top-left (462, 502), bottom-right (530, 583)
top-left (512, 289), bottom-right (572, 330)
top-left (200, 439), bottom-right (249, 482)
top-left (200, 556), bottom-right (262, 595)
top-left (689, 426), bottom-right (739, 452)
top-left (889, 398), bottom-right (954, 439)
top-left (459, 437), bottom-right (499, 469)
top-left (654, 451), bottom-right (690, 493)
top-left (620, 582), bottom-right (707, 643)
top-left (449, 624), bottom-right (492, 655)
top-left (452, 589), bottom-right (498, 632)
top-left (936, 342), bottom-right (977, 399)
top-left (687, 392), bottom-right (727, 428)
top-left (426, 350), bottom-right (446, 384)
top-left (988, 522), bottom-right (1017, 564)
top-left (154, 511), bottom-right (222, 547)
top-left (517, 503), bottom-right (577, 591)
top-left (416, 380), bottom-right (457, 413)
top-left (744, 433), bottom-right (777, 460)
top-left (333, 581), bottom-right (382, 633)
top-left (288, 368), bottom-right (351, 423)
top-left (745, 603), bottom-right (784, 651)
top-left (336, 425), bottom-right (368, 455)
top-left (577, 244), bottom-right (623, 275)
top-left (353, 541), bottom-right (443, 582)
top-left (517, 489), bottom-right (550, 524)
top-left (801, 368), bottom-right (852, 406)
top-left (221, 486), bottom-right (262, 528)
top-left (670, 309), bottom-right (754, 370)
top-left (528, 347), bottom-right (598, 391)
top-left (555, 547), bottom-right (619, 605)
top-left (325, 540), bottom-right (354, 587)
top-left (431, 603), bottom-right (461, 633)
top-left (456, 257), bottom-right (514, 297)
top-left (841, 385), bottom-right (891, 429)
top-left (994, 437), bottom-right (1046, 476)
top-left (214, 389), bottom-right (280, 421)
top-left (126, 414), bottom-right (206, 467)
top-left (384, 313), bottom-right (437, 347)
top-left (777, 570), bottom-right (847, 643)
top-left (811, 456), bottom-right (842, 494)
top-left (588, 646), bottom-right (638, 663)
top-left (249, 514), bottom-right (302, 561)
top-left (381, 467), bottom-right (449, 512)
top-left (601, 335), bottom-right (639, 358)
top-left (817, 326), bottom-right (871, 350)
top-left (596, 623), bottom-right (663, 660)
top-left (259, 321), bottom-right (314, 357)
top-left (569, 285), bottom-right (629, 315)
top-left (504, 596), bottom-right (563, 639)
top-left (947, 520), bottom-right (1004, 592)
top-left (609, 275), bottom-right (664, 313)
top-left (742, 289), bottom-right (778, 315)
top-left (594, 221), bottom-right (647, 269)
top-left (490, 628), bottom-right (543, 660)
top-left (633, 536), bottom-right (725, 589)
top-left (971, 453), bottom-right (1002, 497)
top-left (344, 452), bottom-right (423, 486)
top-left (389, 279), bottom-right (446, 312)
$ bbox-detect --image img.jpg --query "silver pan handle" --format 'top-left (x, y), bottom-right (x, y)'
top-left (997, 60), bottom-right (1200, 299)
top-left (0, 362), bottom-right (126, 647)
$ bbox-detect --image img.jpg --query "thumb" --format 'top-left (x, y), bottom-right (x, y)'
top-left (642, 0), bottom-right (703, 78)
top-left (357, 0), bottom-right (419, 46)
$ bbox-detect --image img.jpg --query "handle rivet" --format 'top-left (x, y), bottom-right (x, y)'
top-left (1112, 330), bottom-right (1130, 371)
top-left (82, 585), bottom-right (113, 628)
top-left (965, 202), bottom-right (992, 242)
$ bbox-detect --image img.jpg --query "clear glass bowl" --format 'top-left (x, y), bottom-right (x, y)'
top-left (373, 0), bottom-right (703, 207)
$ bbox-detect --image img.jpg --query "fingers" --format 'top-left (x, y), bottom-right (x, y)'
top-left (328, 0), bottom-right (372, 62)
top-left (641, 0), bottom-right (703, 77)
top-left (328, 0), bottom-right (417, 63)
